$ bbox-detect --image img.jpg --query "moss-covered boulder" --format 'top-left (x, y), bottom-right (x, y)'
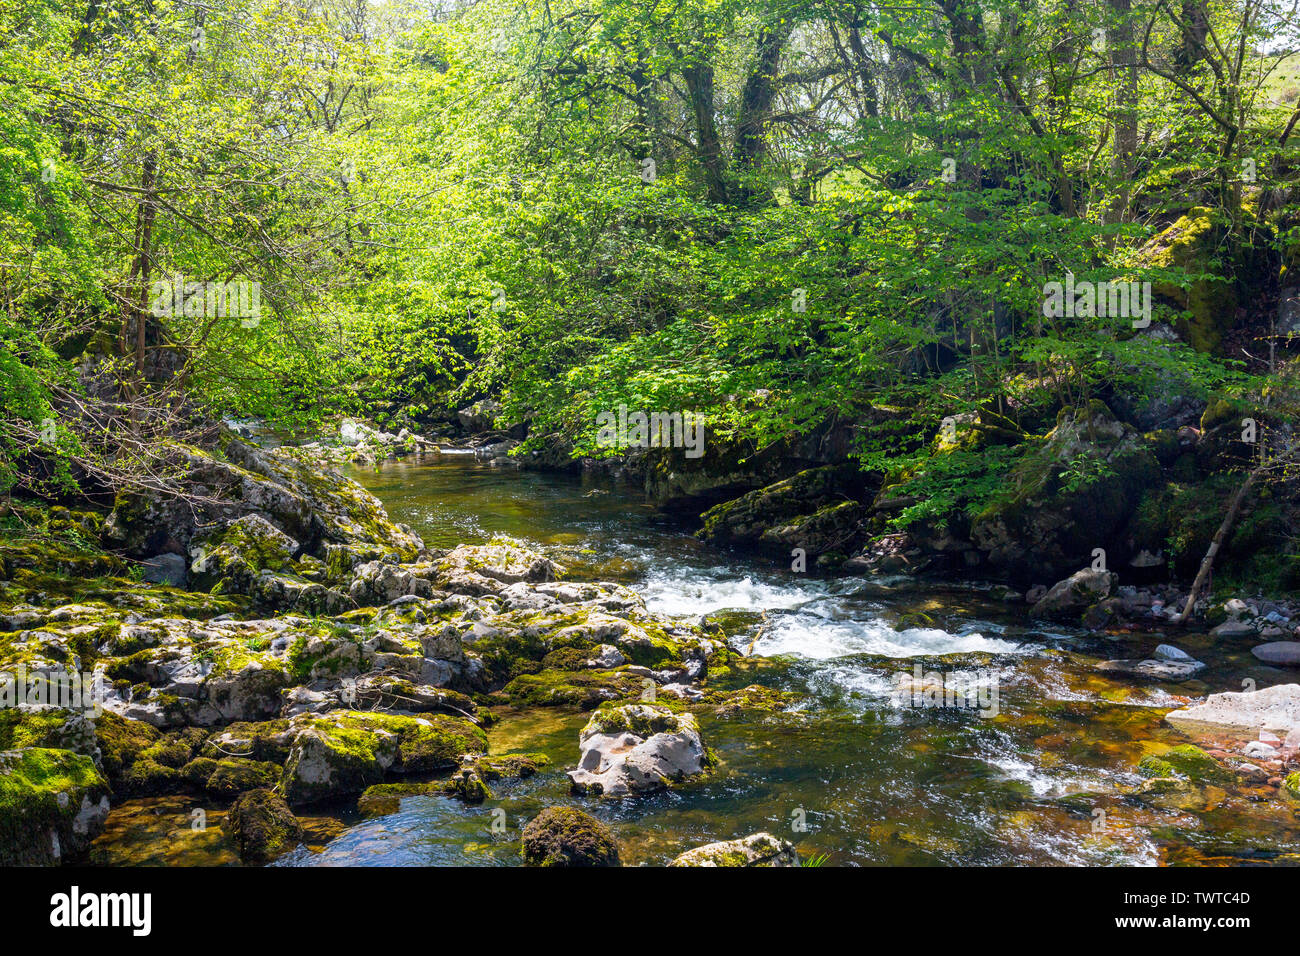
top-left (1136, 207), bottom-right (1272, 354)
top-left (279, 710), bottom-right (487, 806)
top-left (1138, 744), bottom-right (1236, 785)
top-left (970, 402), bottom-right (1161, 580)
top-left (521, 806), bottom-right (620, 867)
top-left (226, 788), bottom-right (303, 863)
top-left (0, 706), bottom-right (101, 763)
top-left (102, 437), bottom-right (422, 564)
top-left (190, 514), bottom-right (300, 592)
top-left (669, 831), bottom-right (800, 867)
top-left (698, 465), bottom-right (867, 555)
top-left (429, 539), bottom-right (563, 595)
top-left (0, 748), bottom-right (111, 864)
top-left (502, 668), bottom-right (645, 709)
top-left (185, 757), bottom-right (281, 799)
top-left (1029, 568), bottom-right (1117, 621)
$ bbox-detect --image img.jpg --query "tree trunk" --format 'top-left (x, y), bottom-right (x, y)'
top-left (734, 23), bottom-right (792, 177)
top-left (1109, 0), bottom-right (1137, 221)
top-left (1176, 465), bottom-right (1262, 625)
top-left (683, 61), bottom-right (729, 205)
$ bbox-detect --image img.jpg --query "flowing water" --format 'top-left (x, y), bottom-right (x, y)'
top-left (91, 457), bottom-right (1300, 866)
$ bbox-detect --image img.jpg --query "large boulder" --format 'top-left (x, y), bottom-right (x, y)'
top-left (0, 748), bottom-right (111, 865)
top-left (428, 539), bottom-right (562, 595)
top-left (521, 806), bottom-right (620, 867)
top-left (456, 399), bottom-right (503, 433)
top-left (348, 561), bottom-right (434, 606)
top-left (567, 703), bottom-right (710, 797)
top-left (971, 403), bottom-right (1160, 581)
top-left (1136, 206), bottom-right (1272, 354)
top-left (103, 437), bottom-right (423, 564)
top-left (189, 514), bottom-right (300, 594)
top-left (698, 465), bottom-right (868, 556)
top-left (1030, 567), bottom-right (1117, 620)
top-left (670, 832), bottom-right (800, 867)
top-left (280, 710), bottom-right (487, 806)
top-left (1165, 683), bottom-right (1300, 739)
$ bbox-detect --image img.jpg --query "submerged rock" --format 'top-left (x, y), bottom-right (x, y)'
top-left (521, 806), bottom-right (620, 867)
top-left (670, 832), bottom-right (799, 867)
top-left (1098, 647), bottom-right (1206, 682)
top-left (1137, 744), bottom-right (1236, 785)
top-left (567, 703), bottom-right (710, 797)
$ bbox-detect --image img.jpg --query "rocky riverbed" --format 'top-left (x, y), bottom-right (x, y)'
top-left (2, 432), bottom-right (1298, 866)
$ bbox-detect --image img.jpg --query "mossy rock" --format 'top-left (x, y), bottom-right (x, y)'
top-left (1137, 207), bottom-right (1275, 354)
top-left (698, 464), bottom-right (866, 552)
top-left (477, 752), bottom-right (549, 780)
top-left (0, 747), bottom-right (110, 865)
top-left (1282, 772), bottom-right (1300, 805)
top-left (502, 668), bottom-right (644, 709)
top-left (200, 719), bottom-right (295, 764)
top-left (541, 646), bottom-right (591, 671)
top-left (280, 711), bottom-right (487, 806)
top-left (521, 806), bottom-right (620, 867)
top-left (1138, 208), bottom-right (1233, 353)
top-left (970, 402), bottom-right (1161, 579)
top-left (1137, 755), bottom-right (1176, 778)
top-left (226, 788), bottom-right (303, 863)
top-left (188, 757), bottom-right (282, 799)
top-left (356, 781), bottom-right (441, 817)
top-left (1152, 744), bottom-right (1236, 785)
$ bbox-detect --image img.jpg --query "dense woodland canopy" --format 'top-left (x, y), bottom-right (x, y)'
top-left (3, 0), bottom-right (1300, 586)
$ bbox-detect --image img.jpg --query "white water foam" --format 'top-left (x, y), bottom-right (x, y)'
top-left (753, 615), bottom-right (1028, 659)
top-left (640, 570), bottom-right (820, 617)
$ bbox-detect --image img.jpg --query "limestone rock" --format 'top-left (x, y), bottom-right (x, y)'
top-left (670, 831), bottom-right (800, 867)
top-left (567, 703), bottom-right (710, 797)
top-left (1165, 683), bottom-right (1300, 738)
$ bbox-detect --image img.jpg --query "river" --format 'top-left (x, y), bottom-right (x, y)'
top-left (91, 455), bottom-right (1300, 866)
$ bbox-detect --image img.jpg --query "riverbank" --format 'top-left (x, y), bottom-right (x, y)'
top-left (2, 435), bottom-right (1298, 866)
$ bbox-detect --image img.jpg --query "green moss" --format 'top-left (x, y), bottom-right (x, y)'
top-left (541, 646), bottom-right (590, 670)
top-left (201, 758), bottom-right (281, 799)
top-left (0, 747), bottom-right (107, 864)
top-left (521, 806), bottom-right (620, 867)
top-left (1137, 755), bottom-right (1176, 778)
top-left (1158, 745), bottom-right (1236, 784)
top-left (477, 752), bottom-right (549, 780)
top-left (92, 712), bottom-right (161, 783)
top-left (281, 711), bottom-right (489, 805)
top-left (226, 788), bottom-right (303, 863)
top-left (502, 668), bottom-right (643, 709)
top-left (1283, 772), bottom-right (1300, 804)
